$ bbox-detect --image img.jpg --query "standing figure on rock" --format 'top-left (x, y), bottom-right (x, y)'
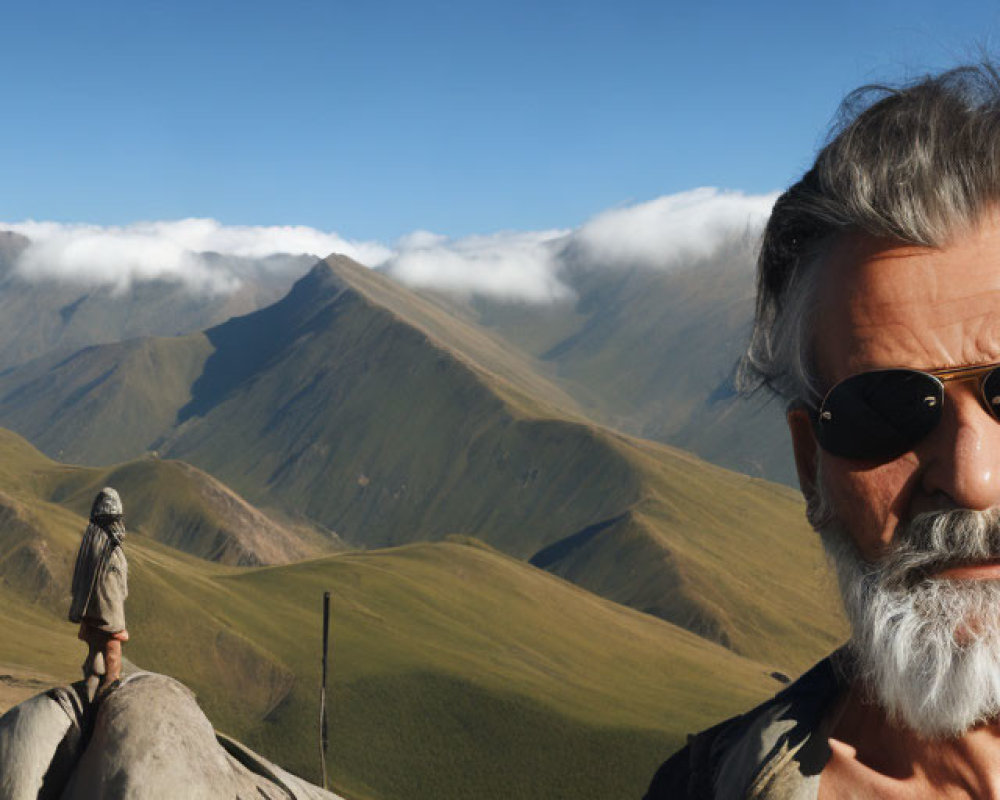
top-left (69, 487), bottom-right (129, 701)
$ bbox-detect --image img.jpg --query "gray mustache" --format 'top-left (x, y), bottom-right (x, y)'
top-left (880, 508), bottom-right (1000, 587)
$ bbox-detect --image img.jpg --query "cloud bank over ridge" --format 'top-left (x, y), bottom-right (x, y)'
top-left (2, 189), bottom-right (776, 301)
top-left (379, 188), bottom-right (776, 301)
top-left (2, 219), bottom-right (392, 295)
top-left (574, 188), bottom-right (775, 268)
top-left (384, 229), bottom-right (572, 303)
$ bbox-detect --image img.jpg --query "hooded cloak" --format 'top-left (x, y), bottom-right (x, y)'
top-left (68, 488), bottom-right (127, 634)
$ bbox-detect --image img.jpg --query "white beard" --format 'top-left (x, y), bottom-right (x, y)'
top-left (810, 484), bottom-right (1000, 738)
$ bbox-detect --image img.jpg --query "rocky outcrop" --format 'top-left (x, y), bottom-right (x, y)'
top-left (0, 672), bottom-right (341, 800)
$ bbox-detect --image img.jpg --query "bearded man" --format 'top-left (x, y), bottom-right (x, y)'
top-left (645, 64), bottom-right (1000, 798)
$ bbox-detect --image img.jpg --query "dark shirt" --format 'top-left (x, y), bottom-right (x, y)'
top-left (643, 653), bottom-right (849, 799)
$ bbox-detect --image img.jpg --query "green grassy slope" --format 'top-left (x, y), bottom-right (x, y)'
top-left (533, 433), bottom-right (845, 673)
top-left (159, 263), bottom-right (844, 671)
top-left (0, 429), bottom-right (335, 566)
top-left (0, 450), bottom-right (792, 800)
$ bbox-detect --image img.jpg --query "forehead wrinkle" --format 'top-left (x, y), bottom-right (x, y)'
top-left (814, 224), bottom-right (1000, 388)
top-left (847, 306), bottom-right (1000, 373)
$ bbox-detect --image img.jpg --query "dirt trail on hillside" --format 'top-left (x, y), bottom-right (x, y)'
top-left (0, 665), bottom-right (59, 713)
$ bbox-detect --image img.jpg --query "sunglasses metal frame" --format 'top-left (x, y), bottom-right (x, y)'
top-left (813, 360), bottom-right (1000, 458)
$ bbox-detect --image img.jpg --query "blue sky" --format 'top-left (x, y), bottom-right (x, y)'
top-left (3, 0), bottom-right (1000, 241)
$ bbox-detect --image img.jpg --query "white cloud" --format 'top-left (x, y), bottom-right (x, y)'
top-left (573, 188), bottom-right (777, 269)
top-left (379, 188), bottom-right (775, 303)
top-left (0, 189), bottom-right (776, 302)
top-left (393, 230), bottom-right (449, 250)
top-left (1, 218), bottom-right (391, 295)
top-left (383, 229), bottom-right (572, 303)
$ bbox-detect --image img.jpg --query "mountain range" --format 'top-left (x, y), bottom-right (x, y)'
top-left (0, 235), bottom-right (843, 799)
top-left (0, 230), bottom-right (794, 484)
top-left (0, 254), bottom-right (841, 664)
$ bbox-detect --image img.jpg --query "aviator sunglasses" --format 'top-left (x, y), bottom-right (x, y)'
top-left (811, 361), bottom-right (1000, 461)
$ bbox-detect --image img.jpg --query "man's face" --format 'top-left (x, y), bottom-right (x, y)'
top-left (788, 216), bottom-right (1000, 737)
top-left (790, 216), bottom-right (1000, 563)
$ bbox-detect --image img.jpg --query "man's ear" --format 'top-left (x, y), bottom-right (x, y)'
top-left (787, 406), bottom-right (819, 498)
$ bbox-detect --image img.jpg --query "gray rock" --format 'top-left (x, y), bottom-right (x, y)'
top-left (0, 672), bottom-right (343, 800)
top-left (0, 687), bottom-right (82, 800)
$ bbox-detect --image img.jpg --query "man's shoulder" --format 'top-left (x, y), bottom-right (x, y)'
top-left (643, 652), bottom-right (849, 800)
top-left (643, 713), bottom-right (745, 799)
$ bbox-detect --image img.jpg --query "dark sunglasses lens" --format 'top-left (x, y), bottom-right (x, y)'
top-left (983, 368), bottom-right (1000, 419)
top-left (817, 370), bottom-right (943, 460)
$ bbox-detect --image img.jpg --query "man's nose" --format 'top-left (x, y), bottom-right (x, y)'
top-left (918, 385), bottom-right (1000, 510)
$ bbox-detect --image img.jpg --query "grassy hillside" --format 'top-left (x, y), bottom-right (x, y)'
top-left (326, 256), bottom-right (584, 418)
top-left (532, 433), bottom-right (845, 672)
top-left (0, 442), bottom-right (796, 800)
top-left (0, 429), bottom-right (337, 566)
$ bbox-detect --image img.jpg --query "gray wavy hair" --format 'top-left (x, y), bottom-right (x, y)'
top-left (739, 63), bottom-right (1000, 405)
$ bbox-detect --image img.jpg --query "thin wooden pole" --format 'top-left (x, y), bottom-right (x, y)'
top-left (320, 591), bottom-right (330, 790)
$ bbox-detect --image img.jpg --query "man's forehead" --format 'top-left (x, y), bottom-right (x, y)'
top-left (814, 224), bottom-right (1000, 380)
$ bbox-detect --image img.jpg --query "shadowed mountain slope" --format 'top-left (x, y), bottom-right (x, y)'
top-left (0, 440), bottom-right (794, 800)
top-left (0, 335), bottom-right (213, 464)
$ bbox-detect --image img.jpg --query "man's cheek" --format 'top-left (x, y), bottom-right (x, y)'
top-left (822, 457), bottom-right (914, 559)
